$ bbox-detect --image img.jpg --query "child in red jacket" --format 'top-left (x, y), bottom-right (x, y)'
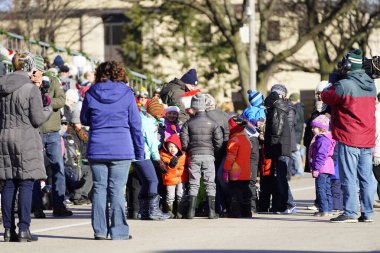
top-left (223, 116), bottom-right (252, 218)
top-left (159, 134), bottom-right (187, 218)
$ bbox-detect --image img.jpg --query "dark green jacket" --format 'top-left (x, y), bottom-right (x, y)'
top-left (40, 76), bottom-right (66, 133)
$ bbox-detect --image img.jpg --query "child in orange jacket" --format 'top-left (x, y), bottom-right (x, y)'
top-left (159, 134), bottom-right (187, 218)
top-left (223, 116), bottom-right (252, 218)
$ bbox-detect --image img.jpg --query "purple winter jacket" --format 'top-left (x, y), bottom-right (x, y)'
top-left (309, 132), bottom-right (336, 175)
top-left (80, 80), bottom-right (145, 160)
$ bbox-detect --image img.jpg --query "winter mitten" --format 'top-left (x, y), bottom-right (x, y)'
top-left (223, 171), bottom-right (229, 183)
top-left (169, 156), bottom-right (178, 168)
top-left (312, 170), bottom-right (320, 178)
top-left (157, 160), bottom-right (168, 174)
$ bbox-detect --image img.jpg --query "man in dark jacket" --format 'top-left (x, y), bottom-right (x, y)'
top-left (263, 91), bottom-right (292, 213)
top-left (322, 49), bottom-right (377, 223)
top-left (180, 93), bottom-right (223, 219)
top-left (160, 69), bottom-right (199, 123)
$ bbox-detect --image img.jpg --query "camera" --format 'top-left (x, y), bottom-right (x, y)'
top-left (363, 56), bottom-right (380, 79)
top-left (41, 76), bottom-right (50, 94)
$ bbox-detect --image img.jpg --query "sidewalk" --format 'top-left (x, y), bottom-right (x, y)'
top-left (1, 176), bottom-right (379, 253)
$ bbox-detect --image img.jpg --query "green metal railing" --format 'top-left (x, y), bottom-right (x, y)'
top-left (0, 30), bottom-right (162, 95)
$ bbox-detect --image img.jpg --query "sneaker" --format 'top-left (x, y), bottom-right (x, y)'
top-left (63, 199), bottom-right (73, 207)
top-left (53, 208), bottom-right (73, 217)
top-left (280, 206), bottom-right (297, 215)
top-left (314, 212), bottom-right (333, 217)
top-left (33, 209), bottom-right (46, 219)
top-left (358, 216), bottom-right (374, 223)
top-left (330, 214), bottom-right (357, 223)
top-left (306, 205), bottom-right (318, 211)
top-left (73, 197), bottom-right (91, 205)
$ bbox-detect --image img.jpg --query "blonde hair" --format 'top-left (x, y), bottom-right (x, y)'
top-left (221, 101), bottom-right (234, 113)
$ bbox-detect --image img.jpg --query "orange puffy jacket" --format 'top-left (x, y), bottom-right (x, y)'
top-left (159, 134), bottom-right (187, 186)
top-left (224, 131), bottom-right (251, 181)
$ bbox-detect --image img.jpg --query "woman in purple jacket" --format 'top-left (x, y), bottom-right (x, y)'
top-left (80, 61), bottom-right (144, 240)
top-left (309, 115), bottom-right (336, 217)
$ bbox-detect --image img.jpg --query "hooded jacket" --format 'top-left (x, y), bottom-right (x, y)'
top-left (0, 71), bottom-right (52, 180)
top-left (140, 111), bottom-right (161, 161)
top-left (160, 78), bottom-right (191, 123)
top-left (159, 134), bottom-right (187, 186)
top-left (309, 132), bottom-right (336, 175)
top-left (241, 94), bottom-right (266, 137)
top-left (224, 119), bottom-right (252, 181)
top-left (321, 69), bottom-right (376, 148)
top-left (40, 76), bottom-right (66, 133)
top-left (264, 93), bottom-right (291, 158)
top-left (80, 80), bottom-right (145, 160)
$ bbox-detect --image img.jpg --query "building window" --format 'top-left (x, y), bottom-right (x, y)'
top-left (268, 20), bottom-right (280, 41)
top-left (105, 23), bottom-right (126, 46)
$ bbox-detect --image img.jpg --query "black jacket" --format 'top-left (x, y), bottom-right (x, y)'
top-left (293, 102), bottom-right (305, 144)
top-left (287, 100), bottom-right (297, 152)
top-left (206, 108), bottom-right (230, 163)
top-left (160, 78), bottom-right (191, 123)
top-left (180, 111), bottom-right (223, 156)
top-left (264, 99), bottom-right (291, 159)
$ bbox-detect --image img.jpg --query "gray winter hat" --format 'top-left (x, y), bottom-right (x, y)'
top-left (271, 84), bottom-right (288, 97)
top-left (204, 93), bottom-right (216, 111)
top-left (191, 92), bottom-right (206, 111)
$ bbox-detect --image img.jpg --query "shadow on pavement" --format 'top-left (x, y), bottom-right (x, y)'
top-left (158, 250), bottom-right (380, 253)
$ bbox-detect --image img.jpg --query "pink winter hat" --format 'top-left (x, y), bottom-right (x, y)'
top-left (311, 115), bottom-right (330, 131)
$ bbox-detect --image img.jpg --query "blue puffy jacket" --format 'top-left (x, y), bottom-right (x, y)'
top-left (241, 95), bottom-right (266, 136)
top-left (80, 80), bottom-right (145, 160)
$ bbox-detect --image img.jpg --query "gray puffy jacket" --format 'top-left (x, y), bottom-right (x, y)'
top-left (180, 111), bottom-right (223, 156)
top-left (0, 71), bottom-right (52, 180)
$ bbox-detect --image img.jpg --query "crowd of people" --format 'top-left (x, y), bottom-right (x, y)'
top-left (0, 48), bottom-right (379, 242)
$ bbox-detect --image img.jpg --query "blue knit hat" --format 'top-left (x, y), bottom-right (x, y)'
top-left (247, 90), bottom-right (264, 106)
top-left (53, 55), bottom-right (64, 67)
top-left (180, 69), bottom-right (198, 85)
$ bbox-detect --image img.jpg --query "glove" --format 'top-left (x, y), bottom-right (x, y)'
top-left (312, 170), bottom-right (320, 178)
top-left (156, 160), bottom-right (167, 174)
top-left (223, 171), bottom-right (229, 183)
top-left (169, 156), bottom-right (178, 168)
top-left (374, 156), bottom-right (380, 166)
top-left (42, 93), bottom-right (51, 107)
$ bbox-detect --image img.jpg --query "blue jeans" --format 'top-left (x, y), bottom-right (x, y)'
top-left (1, 179), bottom-right (34, 231)
top-left (132, 159), bottom-right (158, 198)
top-left (43, 132), bottom-right (66, 210)
top-left (291, 144), bottom-right (304, 176)
top-left (316, 173), bottom-right (333, 213)
top-left (338, 142), bottom-right (377, 219)
top-left (90, 159), bottom-right (131, 240)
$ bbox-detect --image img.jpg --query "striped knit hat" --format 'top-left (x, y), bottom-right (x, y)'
top-left (347, 49), bottom-right (363, 71)
top-left (247, 90), bottom-right (264, 106)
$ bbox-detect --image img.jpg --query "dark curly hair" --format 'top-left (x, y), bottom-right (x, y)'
top-left (95, 61), bottom-right (129, 84)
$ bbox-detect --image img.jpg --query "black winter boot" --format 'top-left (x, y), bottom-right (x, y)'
top-left (175, 198), bottom-right (182, 219)
top-left (148, 194), bottom-right (170, 220)
top-left (17, 229), bottom-right (38, 242)
top-left (229, 197), bottom-right (242, 218)
top-left (208, 196), bottom-right (218, 219)
top-left (4, 228), bottom-right (18, 242)
top-left (186, 196), bottom-right (197, 219)
top-left (138, 198), bottom-right (149, 220)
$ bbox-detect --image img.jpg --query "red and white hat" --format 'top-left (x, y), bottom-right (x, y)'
top-left (0, 47), bottom-right (14, 61)
top-left (180, 89), bottom-right (201, 109)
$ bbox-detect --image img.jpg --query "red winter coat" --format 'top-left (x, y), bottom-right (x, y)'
top-left (321, 70), bottom-right (376, 148)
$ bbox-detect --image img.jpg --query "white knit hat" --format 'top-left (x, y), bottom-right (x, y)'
top-left (315, 80), bottom-right (329, 93)
top-left (166, 106), bottom-right (180, 114)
